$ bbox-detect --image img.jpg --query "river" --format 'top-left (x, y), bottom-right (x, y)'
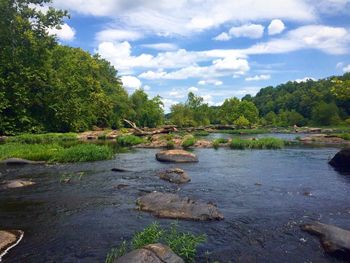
top-left (0, 140), bottom-right (349, 262)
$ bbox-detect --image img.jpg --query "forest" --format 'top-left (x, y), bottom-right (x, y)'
top-left (1, 0), bottom-right (349, 136)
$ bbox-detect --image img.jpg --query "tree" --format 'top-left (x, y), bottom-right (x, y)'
top-left (311, 102), bottom-right (340, 126)
top-left (234, 116), bottom-right (250, 128)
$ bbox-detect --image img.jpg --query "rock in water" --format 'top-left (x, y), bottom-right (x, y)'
top-left (155, 150), bottom-right (198, 163)
top-left (0, 158), bottom-right (45, 165)
top-left (137, 192), bottom-right (224, 221)
top-left (301, 222), bottom-right (350, 256)
top-left (158, 168), bottom-right (190, 184)
top-left (0, 230), bottom-right (24, 260)
top-left (115, 243), bottom-right (184, 263)
top-left (329, 148), bottom-right (350, 171)
top-left (1, 180), bottom-right (35, 189)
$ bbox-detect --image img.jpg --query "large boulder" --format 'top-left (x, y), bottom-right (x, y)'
top-left (0, 158), bottom-right (45, 165)
top-left (115, 243), bottom-right (183, 263)
top-left (158, 168), bottom-right (190, 184)
top-left (1, 180), bottom-right (35, 189)
top-left (0, 230), bottom-right (24, 260)
top-left (137, 192), bottom-right (224, 221)
top-left (329, 148), bottom-right (350, 171)
top-left (301, 222), bottom-right (350, 256)
top-left (155, 150), bottom-right (198, 163)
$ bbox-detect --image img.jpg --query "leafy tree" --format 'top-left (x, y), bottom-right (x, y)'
top-left (311, 102), bottom-right (340, 126)
top-left (234, 116), bottom-right (250, 128)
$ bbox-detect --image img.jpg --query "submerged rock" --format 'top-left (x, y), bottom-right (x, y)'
top-left (301, 222), bottom-right (350, 256)
top-left (155, 150), bottom-right (198, 163)
top-left (0, 230), bottom-right (24, 260)
top-left (1, 179), bottom-right (35, 189)
top-left (329, 148), bottom-right (350, 171)
top-left (158, 168), bottom-right (190, 184)
top-left (111, 168), bottom-right (130, 172)
top-left (0, 158), bottom-right (45, 165)
top-left (137, 192), bottom-right (224, 221)
top-left (115, 243), bottom-right (184, 263)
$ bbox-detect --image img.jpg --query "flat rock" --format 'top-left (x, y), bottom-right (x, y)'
top-left (158, 168), bottom-right (190, 184)
top-left (301, 222), bottom-right (350, 255)
top-left (115, 243), bottom-right (184, 263)
top-left (329, 148), bottom-right (350, 171)
top-left (155, 150), bottom-right (198, 163)
top-left (0, 230), bottom-right (24, 260)
top-left (1, 180), bottom-right (35, 189)
top-left (0, 158), bottom-right (45, 165)
top-left (137, 192), bottom-right (224, 221)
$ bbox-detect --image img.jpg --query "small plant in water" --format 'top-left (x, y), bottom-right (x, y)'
top-left (181, 135), bottom-right (197, 149)
top-left (116, 135), bottom-right (144, 146)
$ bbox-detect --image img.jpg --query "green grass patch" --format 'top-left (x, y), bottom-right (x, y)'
top-left (6, 133), bottom-right (78, 144)
top-left (333, 133), bottom-right (350, 140)
top-left (0, 143), bottom-right (113, 163)
top-left (116, 135), bottom-right (144, 146)
top-left (105, 222), bottom-right (206, 263)
top-left (181, 135), bottom-right (197, 148)
top-left (219, 129), bottom-right (269, 135)
top-left (193, 131), bottom-right (210, 137)
top-left (212, 138), bottom-right (229, 149)
top-left (229, 137), bottom-right (284, 149)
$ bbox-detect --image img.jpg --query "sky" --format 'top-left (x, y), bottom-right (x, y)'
top-left (45, 0), bottom-right (350, 111)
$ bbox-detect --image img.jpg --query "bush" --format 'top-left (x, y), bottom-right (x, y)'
top-left (212, 138), bottom-right (228, 149)
top-left (234, 116), bottom-right (250, 129)
top-left (6, 133), bottom-right (78, 144)
top-left (181, 135), bottom-right (197, 148)
top-left (106, 223), bottom-right (206, 263)
top-left (229, 138), bottom-right (284, 149)
top-left (116, 135), bottom-right (144, 146)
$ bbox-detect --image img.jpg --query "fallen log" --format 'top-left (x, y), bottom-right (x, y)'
top-left (123, 119), bottom-right (177, 136)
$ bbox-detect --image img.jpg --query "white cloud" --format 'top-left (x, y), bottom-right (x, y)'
top-left (213, 32), bottom-right (230, 41)
top-left (96, 29), bottom-right (142, 42)
top-left (198, 80), bottom-right (223, 86)
top-left (121, 75), bottom-right (142, 90)
top-left (295, 77), bottom-right (316, 83)
top-left (188, 87), bottom-right (198, 92)
top-left (343, 64), bottom-right (350, 72)
top-left (48, 23), bottom-right (75, 41)
top-left (268, 19), bottom-right (286, 35)
top-left (169, 90), bottom-right (186, 98)
top-left (245, 74), bottom-right (271, 81)
top-left (141, 43), bottom-right (178, 51)
top-left (143, 85), bottom-right (151, 91)
top-left (229, 24), bottom-right (265, 39)
top-left (161, 98), bottom-right (179, 112)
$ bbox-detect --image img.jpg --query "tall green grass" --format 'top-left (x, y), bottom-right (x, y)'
top-left (229, 137), bottom-right (284, 149)
top-left (193, 131), bottom-right (210, 137)
top-left (116, 135), bottom-right (144, 146)
top-left (182, 135), bottom-right (197, 148)
top-left (0, 143), bottom-right (113, 163)
top-left (6, 133), bottom-right (78, 144)
top-left (105, 222), bottom-right (206, 263)
top-left (334, 133), bottom-right (350, 140)
top-left (219, 129), bottom-right (269, 135)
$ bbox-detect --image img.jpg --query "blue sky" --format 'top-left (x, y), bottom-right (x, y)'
top-left (45, 0), bottom-right (350, 111)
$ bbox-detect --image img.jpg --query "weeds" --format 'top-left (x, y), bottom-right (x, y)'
top-left (229, 137), bottom-right (284, 149)
top-left (182, 135), bottom-right (197, 149)
top-left (6, 133), bottom-right (78, 144)
top-left (116, 135), bottom-right (144, 146)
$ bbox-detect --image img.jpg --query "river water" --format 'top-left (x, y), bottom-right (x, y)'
top-left (0, 141), bottom-right (350, 262)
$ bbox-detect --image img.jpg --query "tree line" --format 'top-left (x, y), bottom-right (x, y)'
top-left (0, 0), bottom-right (164, 135)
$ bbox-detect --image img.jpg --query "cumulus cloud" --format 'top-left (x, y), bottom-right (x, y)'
top-left (295, 77), bottom-right (316, 83)
top-left (343, 64), bottom-right (350, 72)
top-left (188, 87), bottom-right (198, 92)
top-left (245, 74), bottom-right (271, 81)
top-left (213, 32), bottom-right (230, 41)
top-left (96, 29), bottom-right (143, 42)
top-left (268, 19), bottom-right (286, 35)
top-left (48, 23), bottom-right (76, 41)
top-left (121, 75), bottom-right (142, 90)
top-left (214, 24), bottom-right (264, 41)
top-left (198, 80), bottom-right (223, 86)
top-left (141, 43), bottom-right (178, 51)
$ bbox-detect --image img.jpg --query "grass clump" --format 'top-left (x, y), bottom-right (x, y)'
top-left (334, 133), bottom-right (350, 140)
top-left (193, 131), bottom-right (209, 137)
top-left (212, 138), bottom-right (228, 149)
top-left (116, 135), bottom-right (144, 146)
top-left (6, 133), bottom-right (78, 144)
top-left (229, 137), bottom-right (284, 149)
top-left (181, 135), bottom-right (197, 149)
top-left (0, 143), bottom-right (113, 163)
top-left (106, 222), bottom-right (206, 263)
top-left (220, 129), bottom-right (268, 135)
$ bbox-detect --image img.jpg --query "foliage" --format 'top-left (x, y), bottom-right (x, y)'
top-left (234, 116), bottom-right (250, 128)
top-left (181, 135), bottom-right (197, 148)
top-left (311, 102), bottom-right (340, 126)
top-left (166, 140), bottom-right (175, 149)
top-left (331, 78), bottom-right (350, 100)
top-left (193, 131), bottom-right (210, 136)
top-left (116, 135), bottom-right (144, 146)
top-left (229, 138), bottom-right (285, 149)
top-left (6, 133), bottom-right (78, 144)
top-left (219, 129), bottom-right (268, 134)
top-left (212, 138), bottom-right (228, 149)
top-left (107, 222), bottom-right (206, 263)
top-left (334, 133), bottom-right (350, 140)
top-left (0, 143), bottom-right (113, 162)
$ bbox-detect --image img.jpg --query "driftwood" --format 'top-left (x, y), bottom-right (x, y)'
top-left (123, 119), bottom-right (177, 136)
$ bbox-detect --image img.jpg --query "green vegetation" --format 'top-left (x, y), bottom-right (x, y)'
top-left (212, 138), bottom-right (228, 149)
top-left (229, 138), bottom-right (285, 150)
top-left (116, 135), bottom-right (144, 146)
top-left (181, 135), bottom-right (197, 148)
top-left (219, 129), bottom-right (269, 134)
top-left (6, 133), bottom-right (78, 144)
top-left (0, 143), bottom-right (113, 163)
top-left (334, 133), bottom-right (350, 140)
top-left (0, 0), bottom-right (163, 135)
top-left (193, 131), bottom-right (210, 136)
top-left (106, 222), bottom-right (206, 263)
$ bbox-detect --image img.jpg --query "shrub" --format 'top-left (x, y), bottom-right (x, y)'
top-left (106, 222), bottom-right (206, 263)
top-left (335, 133), bottom-right (350, 140)
top-left (212, 138), bottom-right (228, 149)
top-left (181, 135), bottom-right (196, 148)
top-left (234, 116), bottom-right (250, 129)
top-left (229, 137), bottom-right (284, 149)
top-left (116, 135), bottom-right (144, 146)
